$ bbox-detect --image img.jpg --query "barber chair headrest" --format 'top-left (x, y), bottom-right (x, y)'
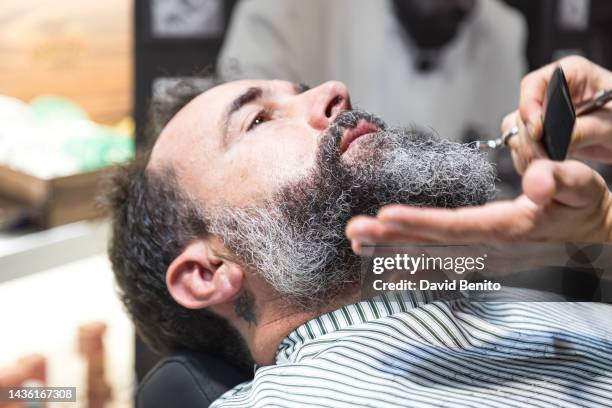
top-left (136, 351), bottom-right (252, 408)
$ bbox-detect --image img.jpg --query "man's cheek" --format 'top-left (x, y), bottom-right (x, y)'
top-left (220, 152), bottom-right (312, 203)
top-left (266, 137), bottom-right (317, 174)
top-left (267, 148), bottom-right (315, 184)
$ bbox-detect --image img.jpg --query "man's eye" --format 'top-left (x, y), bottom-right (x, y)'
top-left (247, 111), bottom-right (270, 131)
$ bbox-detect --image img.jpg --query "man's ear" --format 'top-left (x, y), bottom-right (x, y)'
top-left (166, 240), bottom-right (244, 309)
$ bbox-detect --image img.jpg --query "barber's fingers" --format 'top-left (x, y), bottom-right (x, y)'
top-left (517, 56), bottom-right (607, 143)
top-left (501, 111), bottom-right (517, 134)
top-left (519, 63), bottom-right (558, 141)
top-left (503, 111), bottom-right (528, 173)
top-left (568, 112), bottom-right (612, 162)
top-left (570, 145), bottom-right (612, 164)
top-left (373, 198), bottom-right (538, 243)
top-left (505, 108), bottom-right (612, 170)
top-left (522, 159), bottom-right (607, 208)
top-left (517, 56), bottom-right (600, 142)
top-left (346, 215), bottom-right (434, 253)
top-left (573, 112), bottom-right (612, 145)
top-left (504, 111), bottom-right (547, 174)
top-left (346, 215), bottom-right (434, 242)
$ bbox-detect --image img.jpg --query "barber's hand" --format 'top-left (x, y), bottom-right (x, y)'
top-left (346, 159), bottom-right (612, 252)
top-left (505, 56), bottom-right (612, 174)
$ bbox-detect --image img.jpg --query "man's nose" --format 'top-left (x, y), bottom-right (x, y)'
top-left (301, 81), bottom-right (351, 130)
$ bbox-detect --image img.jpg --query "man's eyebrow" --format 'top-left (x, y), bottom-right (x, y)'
top-left (222, 87), bottom-right (263, 143)
top-left (222, 83), bottom-right (308, 145)
top-left (228, 86), bottom-right (263, 117)
top-left (226, 83), bottom-right (306, 125)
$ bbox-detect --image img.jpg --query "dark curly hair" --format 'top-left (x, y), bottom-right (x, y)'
top-left (103, 77), bottom-right (251, 369)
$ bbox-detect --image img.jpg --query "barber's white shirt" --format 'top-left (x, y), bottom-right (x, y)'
top-left (218, 0), bottom-right (527, 142)
top-left (210, 291), bottom-right (612, 407)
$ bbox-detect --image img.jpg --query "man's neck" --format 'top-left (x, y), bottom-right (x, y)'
top-left (232, 282), bottom-right (360, 365)
top-left (247, 302), bottom-right (316, 365)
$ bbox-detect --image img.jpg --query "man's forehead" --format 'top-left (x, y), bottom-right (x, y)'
top-left (149, 79), bottom-right (287, 170)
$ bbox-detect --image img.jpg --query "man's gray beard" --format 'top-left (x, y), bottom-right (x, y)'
top-left (207, 111), bottom-right (497, 308)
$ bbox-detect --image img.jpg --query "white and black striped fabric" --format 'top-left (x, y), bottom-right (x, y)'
top-left (210, 291), bottom-right (612, 407)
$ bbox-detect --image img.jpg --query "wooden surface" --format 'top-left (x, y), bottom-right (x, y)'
top-left (0, 165), bottom-right (116, 228)
top-left (0, 0), bottom-right (132, 123)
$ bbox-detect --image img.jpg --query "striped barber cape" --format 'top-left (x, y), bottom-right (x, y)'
top-left (210, 291), bottom-right (612, 407)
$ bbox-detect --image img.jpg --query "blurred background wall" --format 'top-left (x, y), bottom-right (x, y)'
top-left (0, 0), bottom-right (132, 124)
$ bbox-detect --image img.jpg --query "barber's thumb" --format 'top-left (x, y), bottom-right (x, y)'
top-left (523, 159), bottom-right (602, 207)
top-left (522, 160), bottom-right (556, 206)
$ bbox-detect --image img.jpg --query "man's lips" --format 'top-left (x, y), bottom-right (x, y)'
top-left (339, 120), bottom-right (380, 154)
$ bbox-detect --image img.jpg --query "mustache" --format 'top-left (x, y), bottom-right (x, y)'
top-left (322, 110), bottom-right (388, 152)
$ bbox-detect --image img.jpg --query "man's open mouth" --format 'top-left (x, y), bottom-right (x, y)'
top-left (339, 120), bottom-right (380, 154)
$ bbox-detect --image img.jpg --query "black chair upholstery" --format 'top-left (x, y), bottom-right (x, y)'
top-left (136, 351), bottom-right (252, 408)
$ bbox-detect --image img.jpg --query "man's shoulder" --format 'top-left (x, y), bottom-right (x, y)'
top-left (209, 360), bottom-right (353, 408)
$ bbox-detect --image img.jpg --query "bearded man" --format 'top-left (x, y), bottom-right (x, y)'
top-left (107, 79), bottom-right (612, 408)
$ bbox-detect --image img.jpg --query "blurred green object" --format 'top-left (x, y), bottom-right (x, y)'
top-left (29, 96), bottom-right (88, 124)
top-left (25, 96), bottom-right (134, 173)
top-left (62, 125), bottom-right (134, 172)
